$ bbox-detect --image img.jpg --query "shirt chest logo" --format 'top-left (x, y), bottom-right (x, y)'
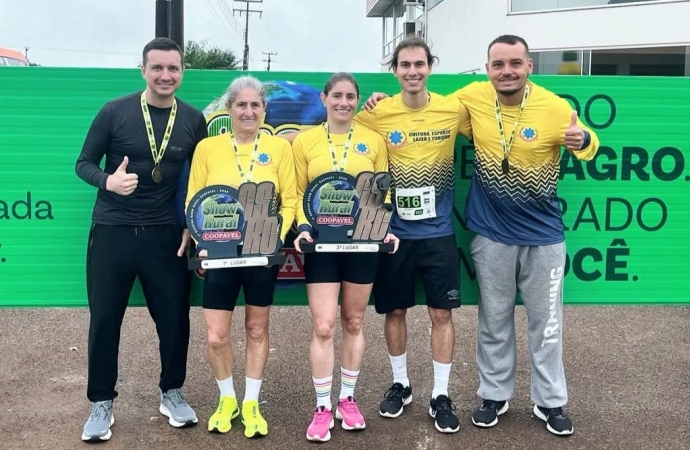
top-left (355, 142), bottom-right (370, 155)
top-left (518, 127), bottom-right (538, 142)
top-left (386, 130), bottom-right (407, 149)
top-left (256, 152), bottom-right (273, 166)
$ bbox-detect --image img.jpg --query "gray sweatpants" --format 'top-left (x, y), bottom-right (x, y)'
top-left (470, 234), bottom-right (568, 408)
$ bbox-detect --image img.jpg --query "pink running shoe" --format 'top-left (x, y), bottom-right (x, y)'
top-left (336, 396), bottom-right (366, 430)
top-left (306, 406), bottom-right (334, 442)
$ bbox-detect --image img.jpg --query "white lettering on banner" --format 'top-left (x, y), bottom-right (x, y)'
top-left (541, 266), bottom-right (563, 348)
top-left (279, 250), bottom-right (305, 279)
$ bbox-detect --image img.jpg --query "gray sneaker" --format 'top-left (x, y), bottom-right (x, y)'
top-left (81, 400), bottom-right (114, 441)
top-left (159, 388), bottom-right (198, 428)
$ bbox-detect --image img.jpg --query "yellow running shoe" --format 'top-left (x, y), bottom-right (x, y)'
top-left (241, 400), bottom-right (268, 438)
top-left (207, 396), bottom-right (239, 433)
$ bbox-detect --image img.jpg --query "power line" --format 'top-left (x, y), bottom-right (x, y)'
top-left (203, 0), bottom-right (239, 41)
top-left (216, 0), bottom-right (244, 38)
top-left (262, 51), bottom-right (277, 71)
top-left (232, 0), bottom-right (263, 71)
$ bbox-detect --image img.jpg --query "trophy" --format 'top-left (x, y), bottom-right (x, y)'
top-left (300, 171), bottom-right (395, 253)
top-left (186, 182), bottom-right (286, 270)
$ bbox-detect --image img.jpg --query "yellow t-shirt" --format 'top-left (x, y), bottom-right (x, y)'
top-left (185, 132), bottom-right (297, 242)
top-left (354, 92), bottom-right (472, 239)
top-left (293, 123), bottom-right (389, 228)
top-left (452, 80), bottom-right (600, 245)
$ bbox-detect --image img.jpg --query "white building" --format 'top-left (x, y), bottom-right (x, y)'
top-left (365, 0), bottom-right (690, 76)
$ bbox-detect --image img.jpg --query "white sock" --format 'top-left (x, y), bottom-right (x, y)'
top-left (313, 375), bottom-right (333, 410)
top-left (217, 376), bottom-right (236, 398)
top-left (432, 360), bottom-right (451, 399)
top-left (389, 353), bottom-right (410, 387)
top-left (339, 367), bottom-right (360, 400)
top-left (243, 377), bottom-right (263, 403)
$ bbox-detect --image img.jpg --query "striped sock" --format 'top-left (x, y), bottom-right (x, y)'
top-left (339, 367), bottom-right (360, 400)
top-left (313, 375), bottom-right (333, 410)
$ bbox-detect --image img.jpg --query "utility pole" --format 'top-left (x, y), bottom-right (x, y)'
top-left (155, 0), bottom-right (171, 39)
top-left (262, 51), bottom-right (277, 71)
top-left (233, 0), bottom-right (263, 71)
top-left (170, 0), bottom-right (184, 51)
top-left (24, 47), bottom-right (29, 63)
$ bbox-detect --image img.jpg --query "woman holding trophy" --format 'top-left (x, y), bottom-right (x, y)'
top-left (293, 72), bottom-right (399, 442)
top-left (185, 75), bottom-right (297, 438)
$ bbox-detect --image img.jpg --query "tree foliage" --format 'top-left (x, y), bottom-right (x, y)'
top-left (184, 40), bottom-right (241, 70)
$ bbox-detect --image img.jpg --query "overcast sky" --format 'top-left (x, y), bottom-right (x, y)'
top-left (0, 0), bottom-right (384, 72)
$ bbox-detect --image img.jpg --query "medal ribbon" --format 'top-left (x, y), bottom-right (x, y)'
top-left (230, 132), bottom-right (261, 183)
top-left (324, 123), bottom-right (354, 172)
top-left (494, 83), bottom-right (530, 168)
top-left (140, 91), bottom-right (177, 169)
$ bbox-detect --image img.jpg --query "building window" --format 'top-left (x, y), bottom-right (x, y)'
top-left (532, 50), bottom-right (590, 75)
top-left (531, 46), bottom-right (689, 76)
top-left (5, 57), bottom-right (25, 67)
top-left (511, 0), bottom-right (671, 13)
top-left (591, 45), bottom-right (689, 76)
top-left (383, 2), bottom-right (405, 57)
top-left (532, 50), bottom-right (587, 75)
top-left (382, 0), bottom-right (424, 57)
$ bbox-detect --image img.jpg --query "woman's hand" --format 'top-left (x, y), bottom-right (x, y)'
top-left (294, 231), bottom-right (313, 253)
top-left (384, 233), bottom-right (400, 254)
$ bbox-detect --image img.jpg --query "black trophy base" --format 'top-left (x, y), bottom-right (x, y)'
top-left (188, 253), bottom-right (287, 270)
top-left (299, 240), bottom-right (395, 253)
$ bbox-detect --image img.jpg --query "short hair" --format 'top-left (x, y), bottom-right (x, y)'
top-left (142, 37), bottom-right (184, 67)
top-left (323, 72), bottom-right (360, 97)
top-left (389, 36), bottom-right (439, 70)
top-left (487, 34), bottom-right (530, 57)
top-left (225, 75), bottom-right (266, 106)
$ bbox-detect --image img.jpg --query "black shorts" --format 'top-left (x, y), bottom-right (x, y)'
top-left (202, 265), bottom-right (279, 311)
top-left (304, 252), bottom-right (379, 285)
top-left (373, 234), bottom-right (460, 314)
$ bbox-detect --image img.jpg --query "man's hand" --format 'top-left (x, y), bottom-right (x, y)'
top-left (106, 156), bottom-right (138, 195)
top-left (564, 111), bottom-right (586, 150)
top-left (177, 228), bottom-right (190, 257)
top-left (293, 231), bottom-right (312, 253)
top-left (363, 92), bottom-right (389, 111)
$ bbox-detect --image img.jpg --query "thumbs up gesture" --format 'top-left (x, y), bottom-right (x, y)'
top-left (106, 156), bottom-right (139, 196)
top-left (564, 111), bottom-right (586, 150)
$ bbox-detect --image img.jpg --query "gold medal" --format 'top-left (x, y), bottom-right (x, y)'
top-left (140, 92), bottom-right (177, 184)
top-left (152, 164), bottom-right (163, 183)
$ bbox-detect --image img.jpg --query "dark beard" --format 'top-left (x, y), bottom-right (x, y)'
top-left (497, 87), bottom-right (521, 96)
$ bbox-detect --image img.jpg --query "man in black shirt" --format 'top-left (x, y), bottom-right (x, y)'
top-left (75, 37), bottom-right (208, 442)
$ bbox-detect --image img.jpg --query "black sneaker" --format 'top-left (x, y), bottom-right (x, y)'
top-left (472, 399), bottom-right (509, 428)
top-left (379, 382), bottom-right (412, 418)
top-left (533, 405), bottom-right (574, 436)
top-left (428, 395), bottom-right (460, 434)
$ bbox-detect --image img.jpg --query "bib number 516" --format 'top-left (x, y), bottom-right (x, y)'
top-left (397, 195), bottom-right (421, 209)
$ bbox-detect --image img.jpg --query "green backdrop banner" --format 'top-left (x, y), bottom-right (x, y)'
top-left (1, 68), bottom-right (688, 307)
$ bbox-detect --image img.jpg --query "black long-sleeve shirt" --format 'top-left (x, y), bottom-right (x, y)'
top-left (75, 91), bottom-right (208, 226)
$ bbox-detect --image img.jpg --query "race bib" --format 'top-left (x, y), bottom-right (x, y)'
top-left (395, 186), bottom-right (436, 221)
